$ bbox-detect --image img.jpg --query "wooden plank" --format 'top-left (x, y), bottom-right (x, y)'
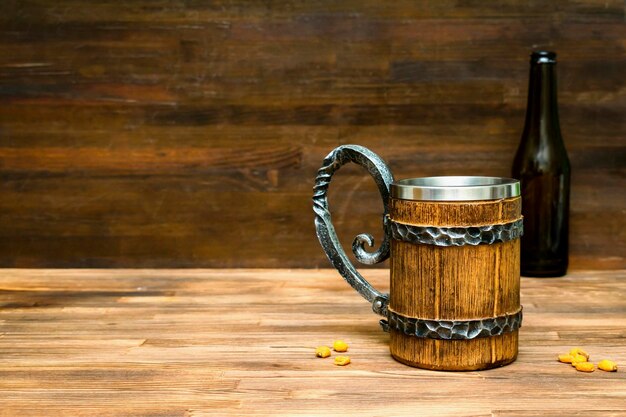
top-left (0, 174), bottom-right (622, 269)
top-left (0, 269), bottom-right (624, 416)
top-left (0, 0), bottom-right (623, 268)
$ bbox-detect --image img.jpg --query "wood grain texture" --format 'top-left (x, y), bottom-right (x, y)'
top-left (0, 269), bottom-right (624, 416)
top-left (0, 1), bottom-right (624, 268)
top-left (389, 196), bottom-right (522, 226)
top-left (389, 197), bottom-right (521, 370)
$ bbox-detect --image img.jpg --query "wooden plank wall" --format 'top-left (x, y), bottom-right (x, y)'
top-left (0, 1), bottom-right (624, 269)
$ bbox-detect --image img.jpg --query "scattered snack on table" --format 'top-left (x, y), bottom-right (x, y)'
top-left (334, 356), bottom-right (351, 366)
top-left (569, 347), bottom-right (589, 361)
top-left (598, 360), bottom-right (618, 372)
top-left (557, 348), bottom-right (617, 374)
top-left (574, 362), bottom-right (595, 373)
top-left (315, 346), bottom-right (331, 358)
top-left (558, 354), bottom-right (573, 363)
top-left (333, 340), bottom-right (349, 352)
top-left (570, 354), bottom-right (588, 366)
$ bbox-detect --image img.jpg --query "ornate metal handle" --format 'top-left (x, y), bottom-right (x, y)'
top-left (313, 145), bottom-right (394, 317)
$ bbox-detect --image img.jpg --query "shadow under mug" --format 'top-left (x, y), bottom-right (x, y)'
top-left (313, 145), bottom-right (523, 371)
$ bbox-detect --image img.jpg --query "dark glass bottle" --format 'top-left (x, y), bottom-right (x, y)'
top-left (512, 51), bottom-right (570, 277)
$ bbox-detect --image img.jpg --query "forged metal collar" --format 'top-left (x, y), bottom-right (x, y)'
top-left (381, 307), bottom-right (523, 340)
top-left (390, 218), bottom-right (523, 247)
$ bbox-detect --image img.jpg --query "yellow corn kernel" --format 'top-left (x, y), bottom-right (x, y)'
top-left (334, 355), bottom-right (350, 366)
top-left (570, 354), bottom-right (588, 367)
top-left (558, 354), bottom-right (574, 363)
top-left (569, 347), bottom-right (589, 361)
top-left (315, 346), bottom-right (331, 358)
top-left (333, 340), bottom-right (349, 352)
top-left (598, 360), bottom-right (618, 372)
top-left (574, 362), bottom-right (595, 372)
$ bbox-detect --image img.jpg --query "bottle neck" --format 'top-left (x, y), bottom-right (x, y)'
top-left (523, 62), bottom-right (561, 140)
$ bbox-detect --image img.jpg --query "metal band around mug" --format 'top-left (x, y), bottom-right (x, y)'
top-left (380, 307), bottom-right (523, 340)
top-left (390, 218), bottom-right (523, 247)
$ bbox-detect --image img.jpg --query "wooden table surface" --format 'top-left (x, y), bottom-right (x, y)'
top-left (0, 269), bottom-right (624, 416)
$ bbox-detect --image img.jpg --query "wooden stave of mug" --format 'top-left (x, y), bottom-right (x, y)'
top-left (389, 196), bottom-right (522, 371)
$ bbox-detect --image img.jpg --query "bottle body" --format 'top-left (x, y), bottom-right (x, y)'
top-left (513, 160), bottom-right (570, 277)
top-left (512, 51), bottom-right (570, 277)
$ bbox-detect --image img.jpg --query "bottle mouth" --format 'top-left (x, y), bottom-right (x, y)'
top-left (391, 176), bottom-right (520, 201)
top-left (531, 51), bottom-right (557, 64)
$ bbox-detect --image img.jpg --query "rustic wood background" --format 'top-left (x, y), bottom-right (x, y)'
top-left (0, 1), bottom-right (624, 268)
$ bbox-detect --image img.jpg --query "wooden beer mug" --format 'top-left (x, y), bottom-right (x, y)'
top-left (313, 145), bottom-right (523, 371)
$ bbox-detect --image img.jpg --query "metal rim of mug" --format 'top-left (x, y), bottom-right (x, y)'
top-left (391, 176), bottom-right (521, 201)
